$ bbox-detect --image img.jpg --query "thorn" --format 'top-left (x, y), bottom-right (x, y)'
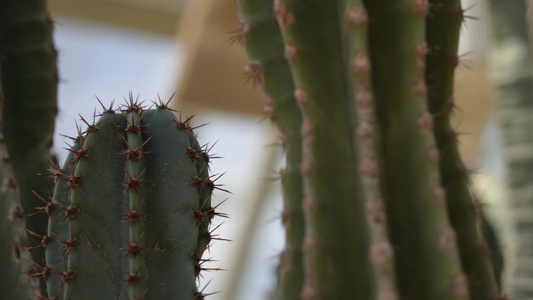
top-left (52, 193), bottom-right (81, 223)
top-left (79, 109), bottom-right (102, 133)
top-left (119, 111), bottom-right (149, 134)
top-left (453, 4), bottom-right (478, 26)
top-left (28, 191), bottom-right (55, 217)
top-left (120, 92), bottom-right (146, 113)
top-left (173, 112), bottom-right (194, 132)
top-left (153, 92), bottom-right (177, 111)
top-left (119, 263), bottom-right (146, 286)
top-left (50, 230), bottom-right (79, 256)
top-left (122, 168), bottom-right (149, 193)
top-left (242, 63), bottom-right (263, 87)
top-left (95, 96), bottom-right (116, 115)
top-left (120, 233), bottom-right (145, 258)
top-left (121, 288), bottom-right (148, 300)
top-left (120, 136), bottom-right (151, 161)
top-left (26, 229), bottom-right (49, 250)
top-left (120, 198), bottom-right (149, 224)
top-left (228, 21), bottom-right (249, 46)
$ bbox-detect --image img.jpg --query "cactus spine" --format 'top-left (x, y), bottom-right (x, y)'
top-left (38, 99), bottom-right (217, 300)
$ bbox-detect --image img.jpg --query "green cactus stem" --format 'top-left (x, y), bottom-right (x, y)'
top-left (425, 1), bottom-right (499, 298)
top-left (0, 74), bottom-right (40, 300)
top-left (346, 2), bottom-right (399, 299)
top-left (38, 99), bottom-right (219, 300)
top-left (0, 1), bottom-right (58, 293)
top-left (275, 0), bottom-right (374, 298)
top-left (489, 0), bottom-right (533, 297)
top-left (362, 1), bottom-right (467, 298)
top-left (237, 0), bottom-right (305, 298)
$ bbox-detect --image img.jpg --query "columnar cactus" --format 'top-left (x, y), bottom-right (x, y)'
top-left (0, 0), bottom-right (58, 294)
top-left (0, 74), bottom-right (40, 300)
top-left (32, 99), bottom-right (220, 300)
top-left (237, 0), bottom-right (499, 299)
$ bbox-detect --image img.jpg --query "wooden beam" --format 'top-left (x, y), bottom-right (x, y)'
top-left (48, 0), bottom-right (183, 35)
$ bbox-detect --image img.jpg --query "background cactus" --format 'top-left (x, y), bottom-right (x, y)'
top-left (237, 0), bottom-right (498, 299)
top-left (0, 0), bottom-right (58, 295)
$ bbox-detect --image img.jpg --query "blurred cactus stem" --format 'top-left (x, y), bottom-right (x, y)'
top-left (425, 1), bottom-right (499, 298)
top-left (0, 1), bottom-right (58, 294)
top-left (0, 73), bottom-right (40, 300)
top-left (275, 0), bottom-right (375, 298)
top-left (237, 0), bottom-right (305, 298)
top-left (362, 0), bottom-right (468, 298)
top-left (346, 1), bottom-right (399, 299)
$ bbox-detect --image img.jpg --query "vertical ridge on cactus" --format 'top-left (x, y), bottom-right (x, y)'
top-left (362, 0), bottom-right (467, 298)
top-left (346, 1), bottom-right (399, 299)
top-left (276, 0), bottom-right (374, 298)
top-left (425, 1), bottom-right (499, 298)
top-left (237, 0), bottom-right (305, 298)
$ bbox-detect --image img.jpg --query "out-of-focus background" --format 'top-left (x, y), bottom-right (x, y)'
top-left (47, 0), bottom-right (505, 299)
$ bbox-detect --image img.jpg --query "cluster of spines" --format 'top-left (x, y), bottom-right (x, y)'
top-left (25, 96), bottom-right (226, 300)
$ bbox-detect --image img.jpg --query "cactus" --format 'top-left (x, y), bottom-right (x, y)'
top-left (0, 73), bottom-right (41, 300)
top-left (0, 0), bottom-right (58, 294)
top-left (236, 0), bottom-right (305, 298)
top-left (27, 98), bottom-right (218, 300)
top-left (237, 0), bottom-right (499, 299)
top-left (425, 1), bottom-right (498, 299)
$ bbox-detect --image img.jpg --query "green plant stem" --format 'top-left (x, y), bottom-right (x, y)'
top-left (277, 0), bottom-right (374, 298)
top-left (0, 74), bottom-right (38, 300)
top-left (425, 1), bottom-right (498, 298)
top-left (0, 1), bottom-right (58, 293)
top-left (346, 2), bottom-right (399, 299)
top-left (362, 1), bottom-right (467, 298)
top-left (237, 0), bottom-right (305, 298)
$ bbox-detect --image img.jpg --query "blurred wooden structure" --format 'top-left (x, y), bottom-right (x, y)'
top-left (47, 0), bottom-right (491, 161)
top-left (174, 0), bottom-right (265, 115)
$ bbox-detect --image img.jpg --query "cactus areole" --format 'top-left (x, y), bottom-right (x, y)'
top-left (32, 97), bottom-right (221, 300)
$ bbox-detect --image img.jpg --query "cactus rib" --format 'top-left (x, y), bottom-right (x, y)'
top-left (346, 2), bottom-right (399, 299)
top-left (425, 1), bottom-right (499, 298)
top-left (275, 0), bottom-right (374, 298)
top-left (237, 0), bottom-right (305, 298)
top-left (362, 0), bottom-right (467, 298)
